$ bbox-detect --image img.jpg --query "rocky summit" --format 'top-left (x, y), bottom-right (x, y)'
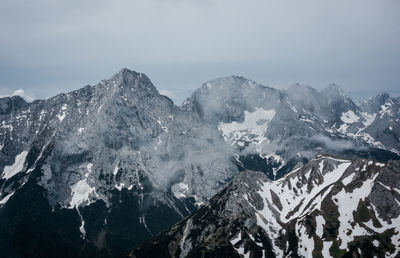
top-left (0, 69), bottom-right (238, 257)
top-left (0, 69), bottom-right (399, 257)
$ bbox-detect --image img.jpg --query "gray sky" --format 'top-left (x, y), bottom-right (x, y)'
top-left (1, 0), bottom-right (399, 104)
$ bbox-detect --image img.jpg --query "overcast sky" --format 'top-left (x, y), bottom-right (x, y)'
top-left (1, 0), bottom-right (399, 104)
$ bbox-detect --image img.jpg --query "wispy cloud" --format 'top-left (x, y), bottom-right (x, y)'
top-left (0, 89), bottom-right (35, 102)
top-left (159, 89), bottom-right (175, 101)
top-left (311, 134), bottom-right (368, 151)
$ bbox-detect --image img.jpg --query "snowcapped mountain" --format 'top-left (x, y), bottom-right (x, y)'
top-left (0, 69), bottom-right (238, 257)
top-left (182, 76), bottom-right (400, 179)
top-left (130, 155), bottom-right (400, 258)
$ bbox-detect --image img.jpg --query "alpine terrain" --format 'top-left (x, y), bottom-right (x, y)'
top-left (0, 69), bottom-right (399, 257)
top-left (0, 69), bottom-right (238, 257)
top-left (183, 77), bottom-right (400, 179)
top-left (131, 155), bottom-right (400, 258)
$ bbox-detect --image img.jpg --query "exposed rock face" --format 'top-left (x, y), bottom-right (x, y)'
top-left (0, 69), bottom-right (238, 257)
top-left (369, 160), bottom-right (400, 222)
top-left (131, 156), bottom-right (400, 258)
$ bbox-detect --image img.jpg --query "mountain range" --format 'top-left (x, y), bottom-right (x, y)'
top-left (183, 76), bottom-right (399, 179)
top-left (0, 69), bottom-right (399, 257)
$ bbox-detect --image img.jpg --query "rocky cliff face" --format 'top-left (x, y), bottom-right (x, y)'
top-left (183, 77), bottom-right (400, 179)
top-left (130, 156), bottom-right (400, 258)
top-left (0, 69), bottom-right (238, 257)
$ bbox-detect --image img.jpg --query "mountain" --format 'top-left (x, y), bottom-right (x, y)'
top-left (0, 69), bottom-right (238, 257)
top-left (1, 69), bottom-right (399, 257)
top-left (130, 155), bottom-right (400, 258)
top-left (182, 77), bottom-right (400, 179)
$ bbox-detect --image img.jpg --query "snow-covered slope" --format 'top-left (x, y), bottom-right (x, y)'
top-left (130, 156), bottom-right (400, 258)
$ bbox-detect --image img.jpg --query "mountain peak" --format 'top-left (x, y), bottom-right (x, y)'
top-left (320, 83), bottom-right (356, 109)
top-left (287, 83), bottom-right (317, 93)
top-left (322, 83), bottom-right (345, 96)
top-left (113, 68), bottom-right (143, 82)
top-left (0, 95), bottom-right (26, 102)
top-left (107, 68), bottom-right (157, 93)
top-left (203, 75), bottom-right (251, 88)
top-left (374, 91), bottom-right (391, 103)
top-left (360, 91), bottom-right (391, 113)
top-left (117, 68), bottom-right (140, 76)
top-left (376, 91), bottom-right (390, 98)
top-left (0, 95), bottom-right (28, 114)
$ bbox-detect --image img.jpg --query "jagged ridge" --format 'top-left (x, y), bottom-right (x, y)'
top-left (130, 155), bottom-right (400, 258)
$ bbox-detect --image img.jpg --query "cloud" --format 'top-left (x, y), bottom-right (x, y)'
top-left (11, 89), bottom-right (25, 97)
top-left (311, 134), bottom-right (367, 151)
top-left (0, 89), bottom-right (35, 102)
top-left (0, 0), bottom-right (399, 101)
top-left (159, 89), bottom-right (176, 101)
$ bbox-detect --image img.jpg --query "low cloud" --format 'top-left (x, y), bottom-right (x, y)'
top-left (159, 89), bottom-right (176, 101)
top-left (238, 133), bottom-right (368, 161)
top-left (0, 89), bottom-right (35, 102)
top-left (311, 134), bottom-right (367, 151)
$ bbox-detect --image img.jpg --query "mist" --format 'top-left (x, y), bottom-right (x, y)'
top-left (311, 134), bottom-right (368, 151)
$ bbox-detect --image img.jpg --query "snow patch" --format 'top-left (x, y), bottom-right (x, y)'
top-left (342, 172), bottom-right (355, 186)
top-left (380, 101), bottom-right (393, 118)
top-left (76, 208), bottom-right (86, 238)
top-left (230, 233), bottom-right (241, 245)
top-left (230, 232), bottom-right (249, 258)
top-left (338, 123), bottom-right (349, 134)
top-left (57, 104), bottom-right (68, 122)
top-left (322, 241), bottom-right (332, 257)
top-left (360, 112), bottom-right (376, 127)
top-left (171, 182), bottom-right (189, 199)
top-left (333, 173), bottom-right (379, 250)
top-left (115, 183), bottom-right (125, 191)
top-left (0, 192), bottom-right (14, 205)
top-left (85, 163), bottom-right (93, 177)
top-left (272, 161), bottom-right (351, 222)
top-left (113, 164), bottom-right (119, 176)
top-left (341, 110), bottom-right (360, 124)
top-left (297, 223), bottom-right (314, 257)
top-left (218, 108), bottom-right (276, 150)
top-left (69, 179), bottom-right (95, 208)
top-left (315, 215), bottom-right (325, 237)
top-left (86, 163), bottom-right (93, 172)
top-left (2, 151), bottom-right (28, 180)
